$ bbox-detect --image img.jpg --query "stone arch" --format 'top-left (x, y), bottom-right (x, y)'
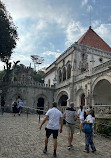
top-left (56, 91), bottom-right (69, 106)
top-left (76, 88), bottom-right (86, 107)
top-left (92, 75), bottom-right (111, 92)
top-left (92, 77), bottom-right (111, 105)
top-left (34, 94), bottom-right (48, 113)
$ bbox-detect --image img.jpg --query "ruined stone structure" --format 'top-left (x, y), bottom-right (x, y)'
top-left (0, 80), bottom-right (54, 112)
top-left (0, 65), bottom-right (54, 112)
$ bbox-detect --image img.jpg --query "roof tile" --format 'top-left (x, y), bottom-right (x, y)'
top-left (78, 26), bottom-right (111, 52)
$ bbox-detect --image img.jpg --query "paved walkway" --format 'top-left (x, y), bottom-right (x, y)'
top-left (0, 113), bottom-right (111, 158)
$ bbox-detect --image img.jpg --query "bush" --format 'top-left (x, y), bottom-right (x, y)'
top-left (97, 122), bottom-right (111, 137)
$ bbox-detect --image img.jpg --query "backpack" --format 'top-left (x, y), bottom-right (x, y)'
top-left (13, 102), bottom-right (17, 107)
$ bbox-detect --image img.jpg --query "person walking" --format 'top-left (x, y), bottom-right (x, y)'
top-left (17, 99), bottom-right (24, 116)
top-left (12, 99), bottom-right (18, 116)
top-left (39, 102), bottom-right (63, 157)
top-left (1, 96), bottom-right (5, 115)
top-left (63, 102), bottom-right (77, 150)
top-left (77, 105), bottom-right (86, 135)
top-left (83, 109), bottom-right (96, 153)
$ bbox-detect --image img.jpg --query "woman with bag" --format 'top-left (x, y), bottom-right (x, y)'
top-left (83, 109), bottom-right (96, 153)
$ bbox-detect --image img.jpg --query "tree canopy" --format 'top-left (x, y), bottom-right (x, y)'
top-left (0, 0), bottom-right (18, 62)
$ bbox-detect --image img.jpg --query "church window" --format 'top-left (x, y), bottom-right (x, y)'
top-left (48, 79), bottom-right (50, 86)
top-left (82, 53), bottom-right (85, 59)
top-left (99, 57), bottom-right (103, 63)
top-left (63, 67), bottom-right (66, 81)
top-left (59, 70), bottom-right (62, 83)
top-left (67, 64), bottom-right (71, 79)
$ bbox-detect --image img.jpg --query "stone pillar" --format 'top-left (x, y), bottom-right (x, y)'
top-left (67, 98), bottom-right (70, 107)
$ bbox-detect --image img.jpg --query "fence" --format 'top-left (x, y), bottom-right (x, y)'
top-left (9, 105), bottom-right (111, 138)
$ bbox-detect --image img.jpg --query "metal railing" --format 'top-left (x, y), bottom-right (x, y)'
top-left (17, 106), bottom-right (47, 122)
top-left (11, 105), bottom-right (111, 138)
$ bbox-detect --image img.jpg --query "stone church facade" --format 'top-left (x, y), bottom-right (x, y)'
top-left (45, 26), bottom-right (111, 116)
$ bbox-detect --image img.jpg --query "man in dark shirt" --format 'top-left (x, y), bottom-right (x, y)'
top-left (63, 102), bottom-right (77, 150)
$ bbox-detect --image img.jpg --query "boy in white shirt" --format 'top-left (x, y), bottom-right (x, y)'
top-left (83, 109), bottom-right (96, 153)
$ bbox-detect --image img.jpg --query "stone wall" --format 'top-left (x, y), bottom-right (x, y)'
top-left (0, 81), bottom-right (55, 112)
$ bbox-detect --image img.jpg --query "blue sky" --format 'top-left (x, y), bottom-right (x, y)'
top-left (1, 0), bottom-right (111, 70)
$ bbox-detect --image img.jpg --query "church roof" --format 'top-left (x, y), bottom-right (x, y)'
top-left (78, 26), bottom-right (111, 52)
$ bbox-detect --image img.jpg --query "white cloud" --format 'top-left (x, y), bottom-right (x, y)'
top-left (2, 0), bottom-right (71, 54)
top-left (3, 0), bottom-right (70, 27)
top-left (43, 51), bottom-right (61, 59)
top-left (81, 0), bottom-right (96, 7)
top-left (81, 0), bottom-right (88, 6)
top-left (92, 0), bottom-right (96, 4)
top-left (0, 54), bottom-right (32, 70)
top-left (95, 24), bottom-right (111, 46)
top-left (65, 21), bottom-right (86, 47)
top-left (87, 5), bottom-right (93, 12)
top-left (15, 19), bottom-right (48, 54)
top-left (0, 62), bottom-right (4, 71)
top-left (49, 43), bottom-right (55, 51)
top-left (81, 0), bottom-right (94, 13)
top-left (92, 20), bottom-right (101, 28)
top-left (108, 15), bottom-right (111, 22)
top-left (11, 54), bottom-right (31, 63)
top-left (16, 33), bottom-right (35, 53)
top-left (35, 19), bottom-right (47, 31)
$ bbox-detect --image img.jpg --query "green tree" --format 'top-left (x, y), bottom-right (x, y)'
top-left (32, 70), bottom-right (45, 83)
top-left (0, 0), bottom-right (18, 68)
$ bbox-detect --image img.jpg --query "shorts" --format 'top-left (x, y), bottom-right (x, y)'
top-left (66, 123), bottom-right (75, 134)
top-left (45, 128), bottom-right (58, 139)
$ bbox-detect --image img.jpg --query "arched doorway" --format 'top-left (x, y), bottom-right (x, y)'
top-left (37, 97), bottom-right (44, 114)
top-left (58, 95), bottom-right (68, 106)
top-left (93, 79), bottom-right (111, 105)
top-left (76, 89), bottom-right (85, 107)
top-left (81, 93), bottom-right (85, 106)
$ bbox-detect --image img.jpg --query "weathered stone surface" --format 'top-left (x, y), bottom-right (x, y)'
top-left (0, 113), bottom-right (111, 158)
